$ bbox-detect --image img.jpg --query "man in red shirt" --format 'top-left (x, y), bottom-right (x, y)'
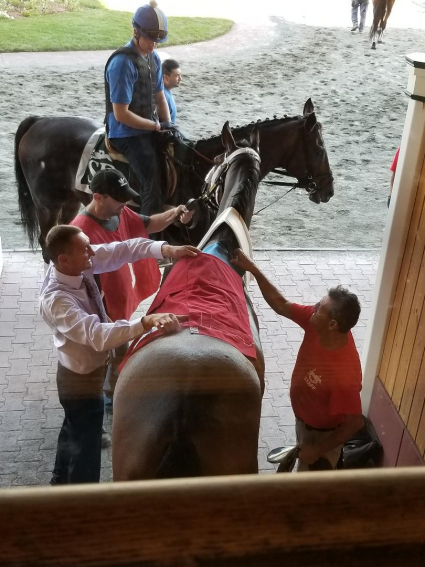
top-left (231, 249), bottom-right (364, 471)
top-left (71, 169), bottom-right (193, 411)
top-left (388, 147), bottom-right (400, 207)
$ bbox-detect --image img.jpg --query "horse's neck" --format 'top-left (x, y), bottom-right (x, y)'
top-left (195, 118), bottom-right (301, 177)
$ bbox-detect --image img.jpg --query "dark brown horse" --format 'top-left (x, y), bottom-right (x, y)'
top-left (15, 99), bottom-right (334, 259)
top-left (370, 0), bottom-right (396, 49)
top-left (112, 122), bottom-right (264, 479)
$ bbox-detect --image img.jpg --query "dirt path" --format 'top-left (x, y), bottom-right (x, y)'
top-left (1, 17), bottom-right (424, 249)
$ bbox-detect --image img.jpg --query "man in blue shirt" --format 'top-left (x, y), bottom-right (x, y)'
top-left (105, 1), bottom-right (173, 216)
top-left (162, 59), bottom-right (181, 124)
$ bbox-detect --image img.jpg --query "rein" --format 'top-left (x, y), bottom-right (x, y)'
top-left (178, 139), bottom-right (216, 166)
top-left (192, 148), bottom-right (261, 214)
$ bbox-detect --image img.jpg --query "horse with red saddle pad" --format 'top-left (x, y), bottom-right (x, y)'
top-left (112, 122), bottom-right (266, 479)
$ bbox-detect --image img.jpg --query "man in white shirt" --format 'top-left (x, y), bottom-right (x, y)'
top-left (40, 224), bottom-right (199, 484)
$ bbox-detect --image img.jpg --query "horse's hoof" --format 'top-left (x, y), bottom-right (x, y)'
top-left (378, 40), bottom-right (383, 44)
top-left (371, 42), bottom-right (376, 50)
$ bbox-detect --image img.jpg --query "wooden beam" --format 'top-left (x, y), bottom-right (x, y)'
top-left (1, 469), bottom-right (425, 566)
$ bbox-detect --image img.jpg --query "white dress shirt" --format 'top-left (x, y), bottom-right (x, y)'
top-left (40, 238), bottom-right (165, 374)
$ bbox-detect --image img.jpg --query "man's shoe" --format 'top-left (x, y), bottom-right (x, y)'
top-left (101, 426), bottom-right (112, 448)
top-left (351, 25), bottom-right (358, 32)
top-left (359, 27), bottom-right (364, 33)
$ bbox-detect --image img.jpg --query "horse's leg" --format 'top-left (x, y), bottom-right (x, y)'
top-left (193, 392), bottom-right (261, 476)
top-left (37, 207), bottom-right (61, 263)
top-left (112, 391), bottom-right (171, 480)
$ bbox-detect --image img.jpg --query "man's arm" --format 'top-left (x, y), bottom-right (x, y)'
top-left (146, 205), bottom-right (194, 232)
top-left (298, 414), bottom-right (364, 465)
top-left (231, 248), bottom-right (293, 318)
top-left (91, 238), bottom-right (165, 274)
top-left (156, 90), bottom-right (171, 122)
top-left (112, 103), bottom-right (160, 132)
top-left (44, 295), bottom-right (187, 352)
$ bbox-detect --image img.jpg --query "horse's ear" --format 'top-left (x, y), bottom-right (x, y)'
top-left (304, 111), bottom-right (317, 132)
top-left (221, 121), bottom-right (237, 154)
top-left (303, 98), bottom-right (315, 116)
top-left (250, 124), bottom-right (260, 154)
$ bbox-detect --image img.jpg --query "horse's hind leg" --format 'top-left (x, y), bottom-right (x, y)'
top-left (193, 394), bottom-right (262, 476)
top-left (112, 393), bottom-right (170, 481)
top-left (195, 422), bottom-right (259, 476)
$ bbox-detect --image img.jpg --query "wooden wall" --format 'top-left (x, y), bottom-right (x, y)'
top-left (1, 469), bottom-right (425, 566)
top-left (378, 154), bottom-right (425, 458)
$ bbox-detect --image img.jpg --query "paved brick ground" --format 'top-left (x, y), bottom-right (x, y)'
top-left (0, 249), bottom-right (379, 486)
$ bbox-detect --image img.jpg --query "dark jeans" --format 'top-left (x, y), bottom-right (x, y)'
top-left (110, 133), bottom-right (162, 216)
top-left (52, 362), bottom-right (106, 484)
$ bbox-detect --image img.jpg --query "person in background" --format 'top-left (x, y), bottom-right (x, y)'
top-left (162, 58), bottom-right (182, 124)
top-left (388, 147), bottom-right (400, 207)
top-left (351, 0), bottom-right (369, 33)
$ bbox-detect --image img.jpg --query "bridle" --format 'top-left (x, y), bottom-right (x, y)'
top-left (262, 121), bottom-right (332, 197)
top-left (187, 147), bottom-right (261, 215)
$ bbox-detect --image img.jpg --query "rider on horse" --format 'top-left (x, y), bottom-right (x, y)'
top-left (105, 1), bottom-right (177, 217)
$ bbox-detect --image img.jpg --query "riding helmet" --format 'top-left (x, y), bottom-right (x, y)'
top-left (132, 1), bottom-right (168, 43)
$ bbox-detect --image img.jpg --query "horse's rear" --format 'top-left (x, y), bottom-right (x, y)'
top-left (112, 329), bottom-right (263, 479)
top-left (15, 116), bottom-right (100, 257)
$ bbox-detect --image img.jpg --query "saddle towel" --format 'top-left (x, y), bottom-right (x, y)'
top-left (75, 127), bottom-right (132, 195)
top-left (198, 207), bottom-right (254, 286)
top-left (120, 253), bottom-right (257, 371)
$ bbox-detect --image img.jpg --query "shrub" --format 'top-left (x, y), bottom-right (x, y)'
top-left (0, 0), bottom-right (80, 17)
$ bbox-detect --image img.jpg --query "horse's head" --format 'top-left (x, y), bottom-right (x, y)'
top-left (279, 99), bottom-right (334, 204)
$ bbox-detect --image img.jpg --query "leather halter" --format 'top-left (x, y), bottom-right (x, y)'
top-left (199, 148), bottom-right (261, 212)
top-left (263, 120), bottom-right (333, 197)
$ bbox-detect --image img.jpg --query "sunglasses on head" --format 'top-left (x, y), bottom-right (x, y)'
top-left (140, 28), bottom-right (167, 41)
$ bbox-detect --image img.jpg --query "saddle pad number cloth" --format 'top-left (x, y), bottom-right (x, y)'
top-left (75, 129), bottom-right (132, 194)
top-left (121, 253), bottom-right (257, 367)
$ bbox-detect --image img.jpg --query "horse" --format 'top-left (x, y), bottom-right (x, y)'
top-left (370, 0), bottom-right (396, 49)
top-left (112, 121), bottom-right (265, 479)
top-left (14, 99), bottom-right (334, 259)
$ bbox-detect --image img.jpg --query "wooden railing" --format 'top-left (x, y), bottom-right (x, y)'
top-left (379, 154), bottom-right (425, 457)
top-left (1, 469), bottom-right (425, 566)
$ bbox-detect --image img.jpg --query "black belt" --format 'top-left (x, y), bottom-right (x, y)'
top-left (296, 416), bottom-right (336, 432)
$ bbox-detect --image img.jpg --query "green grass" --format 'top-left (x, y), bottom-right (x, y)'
top-left (0, 2), bottom-right (233, 52)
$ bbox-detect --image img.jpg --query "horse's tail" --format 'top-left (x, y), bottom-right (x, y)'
top-left (156, 441), bottom-right (201, 479)
top-left (15, 116), bottom-right (41, 249)
top-left (370, 0), bottom-right (395, 39)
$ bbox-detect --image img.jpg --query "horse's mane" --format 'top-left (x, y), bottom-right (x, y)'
top-left (195, 115), bottom-right (299, 147)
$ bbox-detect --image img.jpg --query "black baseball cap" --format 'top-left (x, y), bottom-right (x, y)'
top-left (90, 169), bottom-right (139, 203)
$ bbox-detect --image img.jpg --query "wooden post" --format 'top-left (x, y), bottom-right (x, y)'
top-left (361, 53), bottom-right (425, 413)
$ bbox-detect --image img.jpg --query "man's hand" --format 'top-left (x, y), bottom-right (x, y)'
top-left (161, 244), bottom-right (201, 259)
top-left (173, 205), bottom-right (194, 225)
top-left (142, 313), bottom-right (189, 334)
top-left (160, 120), bottom-right (175, 130)
top-left (230, 248), bottom-right (258, 274)
top-left (298, 443), bottom-right (322, 466)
